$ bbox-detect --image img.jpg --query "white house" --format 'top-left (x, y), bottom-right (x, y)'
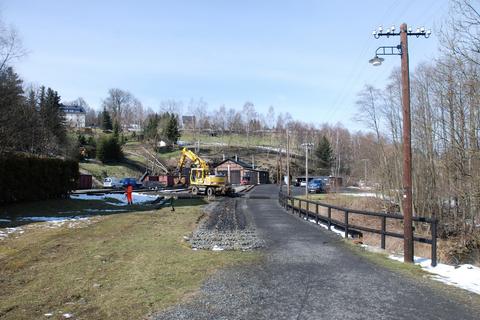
top-left (60, 105), bottom-right (86, 128)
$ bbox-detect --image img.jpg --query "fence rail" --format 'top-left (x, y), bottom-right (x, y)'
top-left (278, 192), bottom-right (437, 266)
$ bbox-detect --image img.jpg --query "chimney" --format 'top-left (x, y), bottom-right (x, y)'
top-left (222, 154), bottom-right (225, 160)
top-left (235, 154), bottom-right (238, 162)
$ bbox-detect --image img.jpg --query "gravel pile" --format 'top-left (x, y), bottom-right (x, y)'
top-left (187, 198), bottom-right (264, 251)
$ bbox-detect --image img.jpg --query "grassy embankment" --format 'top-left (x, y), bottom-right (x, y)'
top-left (0, 199), bottom-right (258, 319)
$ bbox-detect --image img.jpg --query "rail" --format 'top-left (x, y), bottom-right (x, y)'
top-left (278, 191), bottom-right (437, 266)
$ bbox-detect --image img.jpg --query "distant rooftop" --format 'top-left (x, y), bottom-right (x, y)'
top-left (60, 104), bottom-right (85, 114)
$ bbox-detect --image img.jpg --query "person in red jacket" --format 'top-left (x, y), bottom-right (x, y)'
top-left (125, 184), bottom-right (133, 205)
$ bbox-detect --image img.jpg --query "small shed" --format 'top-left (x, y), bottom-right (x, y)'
top-left (77, 174), bottom-right (92, 189)
top-left (329, 176), bottom-right (343, 189)
top-left (214, 158), bottom-right (269, 185)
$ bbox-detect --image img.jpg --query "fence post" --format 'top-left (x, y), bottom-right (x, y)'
top-left (431, 218), bottom-right (437, 267)
top-left (315, 204), bottom-right (319, 224)
top-left (381, 216), bottom-right (386, 249)
top-left (298, 200), bottom-right (302, 217)
top-left (344, 211), bottom-right (349, 238)
top-left (327, 207), bottom-right (332, 230)
top-left (306, 201), bottom-right (309, 220)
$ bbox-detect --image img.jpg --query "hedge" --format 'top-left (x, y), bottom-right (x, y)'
top-left (0, 155), bottom-right (79, 204)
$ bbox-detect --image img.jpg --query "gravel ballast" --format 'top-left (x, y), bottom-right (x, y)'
top-left (187, 197), bottom-right (264, 251)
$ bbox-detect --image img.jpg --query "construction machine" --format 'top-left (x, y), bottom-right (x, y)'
top-left (177, 147), bottom-right (232, 196)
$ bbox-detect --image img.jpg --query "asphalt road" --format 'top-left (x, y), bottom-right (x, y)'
top-left (153, 185), bottom-right (478, 320)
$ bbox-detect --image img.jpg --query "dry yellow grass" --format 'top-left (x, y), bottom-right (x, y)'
top-left (0, 200), bottom-right (258, 319)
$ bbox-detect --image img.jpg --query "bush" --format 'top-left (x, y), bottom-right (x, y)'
top-left (0, 155), bottom-right (79, 204)
top-left (96, 135), bottom-right (122, 163)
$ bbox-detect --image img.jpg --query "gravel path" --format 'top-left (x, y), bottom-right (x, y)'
top-left (152, 185), bottom-right (479, 320)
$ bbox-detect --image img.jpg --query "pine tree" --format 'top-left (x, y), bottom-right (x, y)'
top-left (101, 108), bottom-right (113, 131)
top-left (164, 113), bottom-right (180, 145)
top-left (315, 136), bottom-right (333, 175)
top-left (143, 113), bottom-right (160, 141)
top-left (39, 87), bottom-right (66, 144)
top-left (113, 120), bottom-right (120, 140)
top-left (0, 67), bottom-right (25, 153)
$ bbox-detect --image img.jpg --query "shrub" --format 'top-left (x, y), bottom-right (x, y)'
top-left (0, 155), bottom-right (79, 204)
top-left (96, 135), bottom-right (122, 163)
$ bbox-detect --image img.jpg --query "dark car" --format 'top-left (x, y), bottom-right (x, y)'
top-left (120, 178), bottom-right (142, 189)
top-left (308, 179), bottom-right (325, 193)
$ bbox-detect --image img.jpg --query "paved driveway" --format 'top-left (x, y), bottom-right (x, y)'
top-left (153, 185), bottom-right (478, 320)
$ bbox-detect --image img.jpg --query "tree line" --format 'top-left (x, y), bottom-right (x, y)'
top-left (0, 67), bottom-right (68, 156)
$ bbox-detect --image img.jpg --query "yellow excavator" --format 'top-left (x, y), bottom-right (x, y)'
top-left (177, 148), bottom-right (232, 196)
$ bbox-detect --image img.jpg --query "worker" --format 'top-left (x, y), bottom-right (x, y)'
top-left (125, 184), bottom-right (133, 205)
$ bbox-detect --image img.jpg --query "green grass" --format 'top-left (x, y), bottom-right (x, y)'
top-left (79, 161), bottom-right (144, 180)
top-left (157, 149), bottom-right (182, 160)
top-left (0, 199), bottom-right (259, 319)
top-left (298, 194), bottom-right (328, 201)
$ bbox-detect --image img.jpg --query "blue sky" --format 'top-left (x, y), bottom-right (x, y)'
top-left (2, 0), bottom-right (450, 130)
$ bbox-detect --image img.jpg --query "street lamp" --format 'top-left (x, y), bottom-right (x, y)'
top-left (301, 142), bottom-right (314, 198)
top-left (368, 56), bottom-right (384, 66)
top-left (370, 23), bottom-right (430, 264)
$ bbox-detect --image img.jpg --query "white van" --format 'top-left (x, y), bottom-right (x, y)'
top-left (103, 177), bottom-right (122, 188)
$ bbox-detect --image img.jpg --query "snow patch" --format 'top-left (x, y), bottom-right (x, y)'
top-left (0, 227), bottom-right (24, 240)
top-left (338, 192), bottom-right (390, 200)
top-left (212, 245), bottom-right (224, 251)
top-left (388, 254), bottom-right (480, 295)
top-left (70, 192), bottom-right (159, 205)
top-left (17, 216), bottom-right (89, 223)
top-left (305, 217), bottom-right (352, 238)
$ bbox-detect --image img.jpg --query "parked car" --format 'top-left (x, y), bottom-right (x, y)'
top-left (103, 177), bottom-right (123, 189)
top-left (120, 178), bottom-right (142, 189)
top-left (308, 179), bottom-right (326, 193)
top-left (299, 178), bottom-right (313, 187)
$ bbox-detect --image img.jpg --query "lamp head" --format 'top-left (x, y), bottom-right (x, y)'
top-left (369, 56), bottom-right (384, 66)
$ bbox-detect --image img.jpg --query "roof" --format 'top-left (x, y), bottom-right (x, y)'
top-left (60, 104), bottom-right (86, 114)
top-left (214, 158), bottom-right (252, 169)
top-left (214, 158), bottom-right (268, 173)
top-left (182, 115), bottom-right (196, 122)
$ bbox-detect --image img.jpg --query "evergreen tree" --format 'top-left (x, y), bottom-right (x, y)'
top-left (143, 113), bottom-right (160, 141)
top-left (101, 107), bottom-right (113, 130)
top-left (315, 136), bottom-right (333, 175)
top-left (113, 120), bottom-right (120, 140)
top-left (96, 135), bottom-right (122, 163)
top-left (163, 113), bottom-right (180, 145)
top-left (39, 87), bottom-right (66, 144)
top-left (0, 67), bottom-right (25, 153)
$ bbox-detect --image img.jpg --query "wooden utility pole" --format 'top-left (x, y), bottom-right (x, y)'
top-left (371, 23), bottom-right (430, 263)
top-left (400, 23), bottom-right (413, 263)
top-left (287, 130), bottom-right (291, 196)
top-left (302, 142), bottom-right (313, 198)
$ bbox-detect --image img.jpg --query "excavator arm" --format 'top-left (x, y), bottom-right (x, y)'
top-left (177, 148), bottom-right (209, 175)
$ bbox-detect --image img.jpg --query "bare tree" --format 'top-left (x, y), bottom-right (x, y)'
top-left (0, 18), bottom-right (26, 72)
top-left (102, 88), bottom-right (136, 128)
